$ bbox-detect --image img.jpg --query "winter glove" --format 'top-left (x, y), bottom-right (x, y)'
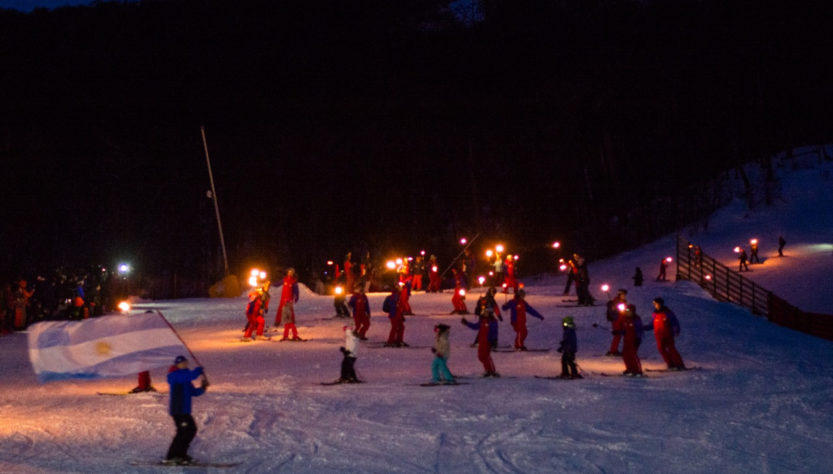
top-left (431, 348), bottom-right (437, 353)
top-left (200, 378), bottom-right (210, 389)
top-left (339, 346), bottom-right (346, 353)
top-left (557, 343), bottom-right (564, 353)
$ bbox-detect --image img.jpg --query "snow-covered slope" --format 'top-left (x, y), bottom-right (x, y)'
top-left (1, 158), bottom-right (832, 473)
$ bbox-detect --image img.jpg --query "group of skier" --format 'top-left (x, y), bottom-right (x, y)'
top-left (242, 268), bottom-right (302, 341)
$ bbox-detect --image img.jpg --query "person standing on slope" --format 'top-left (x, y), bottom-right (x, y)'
top-left (348, 285), bottom-right (371, 340)
top-left (276, 268), bottom-right (302, 341)
top-left (383, 285), bottom-right (407, 347)
top-left (337, 325), bottom-right (361, 383)
top-left (430, 324), bottom-right (455, 384)
top-left (557, 316), bottom-right (581, 379)
top-left (612, 303), bottom-right (644, 376)
top-left (644, 297), bottom-right (685, 370)
top-left (165, 355), bottom-right (208, 465)
top-left (462, 304), bottom-right (499, 378)
top-left (501, 289), bottom-right (544, 351)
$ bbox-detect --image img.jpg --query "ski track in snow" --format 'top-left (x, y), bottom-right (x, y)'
top-left (1, 158), bottom-right (833, 473)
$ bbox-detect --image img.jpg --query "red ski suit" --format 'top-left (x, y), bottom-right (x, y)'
top-left (427, 261), bottom-right (441, 292)
top-left (451, 288), bottom-right (467, 314)
top-left (463, 316), bottom-right (496, 374)
top-left (349, 291), bottom-right (371, 338)
top-left (277, 275), bottom-right (299, 339)
top-left (613, 310), bottom-right (643, 375)
top-left (244, 288), bottom-right (269, 338)
top-left (650, 309), bottom-right (684, 368)
top-left (386, 291), bottom-right (406, 345)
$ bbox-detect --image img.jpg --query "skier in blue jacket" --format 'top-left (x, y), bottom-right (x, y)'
top-left (165, 355), bottom-right (208, 465)
top-left (557, 316), bottom-right (581, 379)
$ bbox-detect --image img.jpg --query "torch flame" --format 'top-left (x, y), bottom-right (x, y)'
top-left (496, 244), bottom-right (504, 253)
top-left (432, 265), bottom-right (438, 272)
top-left (386, 260), bottom-right (396, 270)
top-left (552, 241), bottom-right (561, 249)
top-left (335, 286), bottom-right (343, 295)
top-left (617, 303), bottom-right (627, 312)
top-left (666, 257), bottom-right (673, 263)
top-left (733, 246), bottom-right (741, 253)
top-left (118, 301), bottom-right (131, 313)
top-left (486, 249), bottom-right (493, 258)
top-left (601, 284), bottom-right (610, 292)
top-left (458, 289), bottom-right (466, 296)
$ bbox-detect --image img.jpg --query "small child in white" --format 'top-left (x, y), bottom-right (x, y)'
top-left (338, 325), bottom-right (361, 383)
top-left (431, 324), bottom-right (455, 384)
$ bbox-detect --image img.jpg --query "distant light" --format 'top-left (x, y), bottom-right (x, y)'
top-left (118, 263), bottom-right (130, 275)
top-left (666, 257), bottom-right (673, 263)
top-left (750, 238), bottom-right (758, 245)
top-left (478, 276), bottom-right (486, 285)
top-left (514, 255), bottom-right (519, 261)
top-left (552, 241), bottom-right (561, 249)
top-left (733, 246), bottom-right (742, 253)
top-left (118, 301), bottom-right (131, 313)
top-left (495, 244), bottom-right (504, 253)
top-left (250, 269), bottom-right (259, 276)
top-left (407, 257), bottom-right (413, 261)
top-left (704, 274), bottom-right (713, 281)
top-left (259, 271), bottom-right (267, 280)
top-left (559, 264), bottom-right (568, 271)
top-left (460, 238), bottom-right (467, 245)
top-left (432, 265), bottom-right (438, 272)
top-left (386, 260), bottom-right (396, 270)
top-left (248, 276), bottom-right (259, 287)
top-left (420, 250), bottom-right (426, 256)
top-left (601, 284), bottom-right (610, 292)
top-left (488, 271), bottom-right (494, 276)
top-left (327, 260), bottom-right (334, 266)
top-left (396, 258), bottom-right (403, 266)
top-left (458, 289), bottom-right (466, 296)
top-left (486, 250), bottom-right (493, 258)
top-left (335, 286), bottom-right (343, 295)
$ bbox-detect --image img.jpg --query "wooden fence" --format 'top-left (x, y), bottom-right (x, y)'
top-left (675, 234), bottom-right (833, 341)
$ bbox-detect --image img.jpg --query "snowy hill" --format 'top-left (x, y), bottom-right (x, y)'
top-left (1, 157), bottom-right (832, 473)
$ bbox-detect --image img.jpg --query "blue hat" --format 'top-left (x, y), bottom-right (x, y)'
top-left (174, 355), bottom-right (187, 364)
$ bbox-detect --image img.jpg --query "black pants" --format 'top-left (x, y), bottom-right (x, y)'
top-left (561, 351), bottom-right (578, 377)
top-left (166, 414), bottom-right (197, 460)
top-left (341, 355), bottom-right (357, 381)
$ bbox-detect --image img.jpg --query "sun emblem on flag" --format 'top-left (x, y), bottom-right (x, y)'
top-left (96, 341), bottom-right (112, 356)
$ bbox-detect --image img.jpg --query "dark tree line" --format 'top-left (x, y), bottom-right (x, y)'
top-left (1, 0), bottom-right (831, 291)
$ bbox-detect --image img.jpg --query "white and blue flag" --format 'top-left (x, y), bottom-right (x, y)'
top-left (28, 311), bottom-right (189, 383)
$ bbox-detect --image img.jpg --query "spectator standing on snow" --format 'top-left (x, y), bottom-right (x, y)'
top-left (13, 279), bottom-right (34, 330)
top-left (574, 254), bottom-right (593, 306)
top-left (277, 269), bottom-right (302, 341)
top-left (738, 249), bottom-right (750, 272)
top-left (0, 281), bottom-right (11, 335)
top-left (656, 258), bottom-right (667, 281)
top-left (333, 286), bottom-right (350, 318)
top-left (562, 258), bottom-right (577, 296)
top-left (612, 304), bottom-right (644, 376)
top-left (427, 255), bottom-right (441, 292)
top-left (343, 252), bottom-right (355, 297)
top-left (348, 285), bottom-right (371, 340)
top-left (632, 267), bottom-right (644, 287)
top-left (778, 235), bottom-right (786, 257)
top-left (430, 324), bottom-right (455, 384)
top-left (243, 281), bottom-right (270, 341)
top-left (558, 316), bottom-right (581, 379)
top-left (645, 297), bottom-right (685, 370)
top-left (750, 240), bottom-right (761, 264)
top-left (501, 289), bottom-right (544, 351)
top-left (412, 255), bottom-right (425, 291)
top-left (165, 355), bottom-right (208, 465)
top-left (337, 326), bottom-right (360, 383)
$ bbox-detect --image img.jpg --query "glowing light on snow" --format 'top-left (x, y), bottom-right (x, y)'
top-left (118, 301), bottom-right (131, 313)
top-left (335, 286), bottom-right (343, 295)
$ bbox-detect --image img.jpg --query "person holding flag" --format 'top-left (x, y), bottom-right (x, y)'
top-left (165, 355), bottom-right (209, 465)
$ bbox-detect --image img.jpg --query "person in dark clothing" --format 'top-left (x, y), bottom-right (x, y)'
top-left (749, 239), bottom-right (761, 264)
top-left (778, 236), bottom-right (786, 257)
top-left (165, 355), bottom-right (208, 465)
top-left (632, 267), bottom-right (643, 287)
top-left (738, 248), bottom-right (750, 272)
top-left (558, 316), bottom-right (581, 379)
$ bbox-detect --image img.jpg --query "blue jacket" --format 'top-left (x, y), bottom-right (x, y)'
top-left (167, 366), bottom-right (205, 415)
top-left (560, 327), bottom-right (577, 354)
top-left (500, 299), bottom-right (544, 324)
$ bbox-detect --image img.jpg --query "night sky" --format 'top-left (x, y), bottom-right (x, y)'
top-left (2, 0), bottom-right (831, 291)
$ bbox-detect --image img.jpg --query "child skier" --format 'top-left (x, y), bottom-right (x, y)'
top-left (557, 316), bottom-right (581, 379)
top-left (165, 355), bottom-right (208, 465)
top-left (645, 297), bottom-right (685, 370)
top-left (337, 325), bottom-right (361, 383)
top-left (450, 287), bottom-right (468, 314)
top-left (501, 289), bottom-right (544, 351)
top-left (462, 303), bottom-right (499, 377)
top-left (430, 324), bottom-right (455, 384)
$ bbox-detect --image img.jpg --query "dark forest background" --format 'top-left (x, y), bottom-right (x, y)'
top-left (1, 0), bottom-right (831, 291)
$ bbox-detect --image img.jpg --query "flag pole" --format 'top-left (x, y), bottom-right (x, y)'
top-left (156, 310), bottom-right (209, 384)
top-left (440, 232), bottom-right (481, 279)
top-left (201, 126), bottom-right (230, 276)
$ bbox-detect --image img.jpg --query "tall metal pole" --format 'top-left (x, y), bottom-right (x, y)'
top-left (201, 126), bottom-right (229, 275)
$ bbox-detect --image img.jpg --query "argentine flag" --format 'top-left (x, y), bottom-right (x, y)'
top-left (28, 311), bottom-right (189, 383)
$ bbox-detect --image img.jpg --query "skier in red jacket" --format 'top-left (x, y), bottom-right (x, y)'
top-left (427, 255), bottom-right (441, 292)
top-left (461, 301), bottom-right (499, 377)
top-left (501, 289), bottom-right (544, 351)
top-left (612, 303), bottom-right (644, 376)
top-left (645, 297), bottom-right (685, 370)
top-left (276, 269), bottom-right (301, 341)
top-left (348, 286), bottom-right (371, 340)
top-left (243, 280), bottom-right (270, 340)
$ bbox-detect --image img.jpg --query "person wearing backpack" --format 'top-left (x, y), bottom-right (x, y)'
top-left (645, 297), bottom-right (685, 370)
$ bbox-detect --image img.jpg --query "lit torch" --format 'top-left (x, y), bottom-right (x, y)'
top-left (495, 244), bottom-right (504, 253)
top-left (386, 260), bottom-right (396, 270)
top-left (118, 301), bottom-right (131, 313)
top-left (552, 241), bottom-right (561, 249)
top-left (335, 285), bottom-right (344, 296)
top-left (478, 276), bottom-right (486, 286)
top-left (733, 246), bottom-right (742, 253)
top-left (617, 302), bottom-right (627, 312)
top-left (665, 257), bottom-right (673, 263)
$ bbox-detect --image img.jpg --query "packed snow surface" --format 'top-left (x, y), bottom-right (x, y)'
top-left (1, 158), bottom-right (832, 473)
